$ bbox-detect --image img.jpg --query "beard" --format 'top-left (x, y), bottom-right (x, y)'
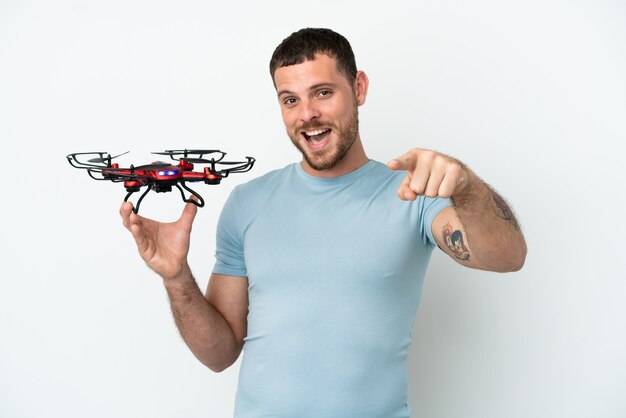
top-left (288, 107), bottom-right (359, 171)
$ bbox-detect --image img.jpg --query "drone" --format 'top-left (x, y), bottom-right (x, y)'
top-left (67, 149), bottom-right (255, 213)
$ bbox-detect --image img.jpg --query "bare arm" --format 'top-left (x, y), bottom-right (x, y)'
top-left (120, 202), bottom-right (248, 372)
top-left (431, 176), bottom-right (526, 272)
top-left (388, 149), bottom-right (526, 272)
top-left (164, 271), bottom-right (248, 372)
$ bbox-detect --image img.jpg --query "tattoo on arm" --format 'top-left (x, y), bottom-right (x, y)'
top-left (490, 189), bottom-right (521, 230)
top-left (442, 223), bottom-right (470, 261)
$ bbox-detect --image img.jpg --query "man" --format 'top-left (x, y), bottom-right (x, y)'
top-left (120, 28), bottom-right (526, 418)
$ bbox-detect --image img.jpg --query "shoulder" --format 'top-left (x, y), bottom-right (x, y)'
top-left (366, 160), bottom-right (406, 181)
top-left (225, 163), bottom-right (296, 206)
top-left (235, 163), bottom-right (294, 192)
top-left (352, 160), bottom-right (409, 193)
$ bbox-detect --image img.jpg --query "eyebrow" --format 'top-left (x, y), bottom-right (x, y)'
top-left (277, 82), bottom-right (339, 98)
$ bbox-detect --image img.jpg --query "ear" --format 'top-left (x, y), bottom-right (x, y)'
top-left (354, 70), bottom-right (369, 106)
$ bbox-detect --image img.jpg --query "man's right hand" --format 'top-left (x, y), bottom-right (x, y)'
top-left (120, 201), bottom-right (198, 281)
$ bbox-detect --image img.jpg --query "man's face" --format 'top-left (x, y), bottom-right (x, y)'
top-left (273, 54), bottom-right (366, 173)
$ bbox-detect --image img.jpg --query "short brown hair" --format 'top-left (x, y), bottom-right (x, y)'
top-left (269, 28), bottom-right (357, 85)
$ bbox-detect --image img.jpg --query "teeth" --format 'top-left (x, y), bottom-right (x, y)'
top-left (305, 129), bottom-right (329, 136)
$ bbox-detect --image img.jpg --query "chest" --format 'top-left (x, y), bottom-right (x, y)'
top-left (242, 184), bottom-right (427, 292)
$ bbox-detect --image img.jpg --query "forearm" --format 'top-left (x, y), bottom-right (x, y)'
top-left (163, 267), bottom-right (242, 372)
top-left (451, 169), bottom-right (527, 272)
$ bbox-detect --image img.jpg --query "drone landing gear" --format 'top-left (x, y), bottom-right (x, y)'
top-left (124, 182), bottom-right (205, 214)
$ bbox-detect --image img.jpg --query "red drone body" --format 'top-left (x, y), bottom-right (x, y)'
top-left (67, 149), bottom-right (255, 213)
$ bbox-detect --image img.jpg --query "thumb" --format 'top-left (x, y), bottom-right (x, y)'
top-left (179, 198), bottom-right (198, 230)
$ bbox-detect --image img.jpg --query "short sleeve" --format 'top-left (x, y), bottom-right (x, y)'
top-left (212, 187), bottom-right (248, 277)
top-left (420, 196), bottom-right (452, 246)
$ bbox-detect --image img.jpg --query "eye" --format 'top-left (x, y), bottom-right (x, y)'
top-left (317, 89), bottom-right (332, 98)
top-left (282, 97), bottom-right (298, 106)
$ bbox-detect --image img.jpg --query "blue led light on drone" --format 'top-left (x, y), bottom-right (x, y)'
top-left (158, 170), bottom-right (180, 176)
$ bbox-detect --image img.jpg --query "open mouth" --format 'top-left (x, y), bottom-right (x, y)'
top-left (302, 128), bottom-right (331, 144)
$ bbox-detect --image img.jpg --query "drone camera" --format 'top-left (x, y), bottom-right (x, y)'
top-left (154, 184), bottom-right (173, 193)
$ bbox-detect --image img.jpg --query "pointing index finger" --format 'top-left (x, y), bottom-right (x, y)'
top-left (387, 149), bottom-right (418, 172)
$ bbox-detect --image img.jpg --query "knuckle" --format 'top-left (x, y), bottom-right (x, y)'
top-left (438, 188), bottom-right (452, 198)
top-left (412, 187), bottom-right (425, 196)
top-left (425, 184), bottom-right (439, 198)
top-left (448, 164), bottom-right (462, 176)
top-left (421, 149), bottom-right (436, 160)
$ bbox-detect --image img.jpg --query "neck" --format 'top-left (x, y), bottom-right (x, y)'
top-left (301, 136), bottom-right (369, 178)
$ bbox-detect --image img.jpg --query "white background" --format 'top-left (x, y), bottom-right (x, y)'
top-left (1, 0), bottom-right (625, 417)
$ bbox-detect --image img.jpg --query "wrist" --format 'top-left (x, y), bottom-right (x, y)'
top-left (161, 262), bottom-right (193, 285)
top-left (451, 168), bottom-right (480, 207)
top-left (161, 264), bottom-right (202, 305)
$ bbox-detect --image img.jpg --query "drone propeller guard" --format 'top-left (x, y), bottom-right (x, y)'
top-left (67, 149), bottom-right (255, 213)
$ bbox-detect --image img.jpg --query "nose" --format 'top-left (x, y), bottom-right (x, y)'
top-left (299, 99), bottom-right (321, 122)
